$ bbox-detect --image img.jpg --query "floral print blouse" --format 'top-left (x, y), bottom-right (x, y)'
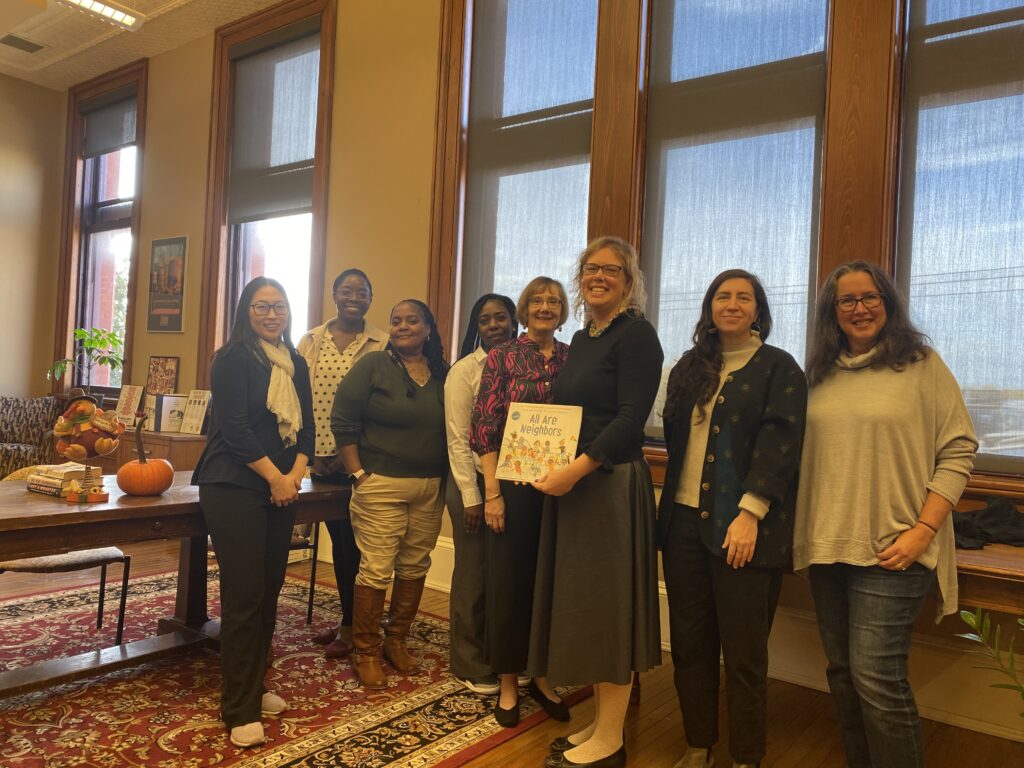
top-left (470, 333), bottom-right (570, 456)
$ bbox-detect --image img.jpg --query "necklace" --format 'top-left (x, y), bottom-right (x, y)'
top-left (588, 308), bottom-right (624, 338)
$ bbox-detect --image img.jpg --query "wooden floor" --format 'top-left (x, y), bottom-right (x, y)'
top-left (2, 539), bottom-right (1022, 767)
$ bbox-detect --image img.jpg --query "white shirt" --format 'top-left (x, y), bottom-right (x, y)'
top-left (444, 347), bottom-right (487, 508)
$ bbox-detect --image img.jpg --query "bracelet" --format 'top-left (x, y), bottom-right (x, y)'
top-left (917, 519), bottom-right (939, 534)
top-left (485, 492), bottom-right (502, 501)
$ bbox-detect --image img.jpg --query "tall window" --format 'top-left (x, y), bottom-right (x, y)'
top-left (55, 63), bottom-right (146, 394)
top-left (198, 0), bottom-right (334, 384)
top-left (78, 126), bottom-right (138, 388)
top-left (226, 24), bottom-right (321, 344)
top-left (897, 1), bottom-right (1024, 471)
top-left (460, 0), bottom-right (599, 335)
top-left (643, 0), bottom-right (829, 427)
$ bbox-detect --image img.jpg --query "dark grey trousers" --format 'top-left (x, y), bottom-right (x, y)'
top-left (445, 471), bottom-right (490, 679)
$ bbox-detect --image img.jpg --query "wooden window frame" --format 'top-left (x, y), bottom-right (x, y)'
top-left (428, 0), bottom-right (1023, 498)
top-left (54, 59), bottom-right (148, 397)
top-left (196, 0), bottom-right (336, 388)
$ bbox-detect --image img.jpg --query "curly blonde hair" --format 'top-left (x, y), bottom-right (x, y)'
top-left (571, 236), bottom-right (648, 318)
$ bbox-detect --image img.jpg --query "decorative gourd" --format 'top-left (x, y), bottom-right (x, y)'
top-left (116, 415), bottom-right (175, 496)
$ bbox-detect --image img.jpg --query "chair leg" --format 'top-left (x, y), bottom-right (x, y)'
top-left (307, 524), bottom-right (319, 625)
top-left (115, 556), bottom-right (131, 646)
top-left (97, 563), bottom-right (108, 631)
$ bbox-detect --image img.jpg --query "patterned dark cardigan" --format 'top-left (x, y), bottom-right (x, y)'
top-left (657, 344), bottom-right (808, 569)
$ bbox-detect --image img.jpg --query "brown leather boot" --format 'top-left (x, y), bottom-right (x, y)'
top-left (352, 584), bottom-right (388, 689)
top-left (383, 576), bottom-right (426, 675)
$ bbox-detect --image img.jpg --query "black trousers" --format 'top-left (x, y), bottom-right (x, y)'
top-left (312, 468), bottom-right (360, 627)
top-left (485, 480), bottom-right (544, 673)
top-left (200, 482), bottom-right (295, 729)
top-left (662, 504), bottom-right (782, 764)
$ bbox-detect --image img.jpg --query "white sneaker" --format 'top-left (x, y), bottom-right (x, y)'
top-left (673, 747), bottom-right (714, 768)
top-left (516, 674), bottom-right (531, 687)
top-left (260, 692), bottom-right (288, 716)
top-left (229, 721), bottom-right (266, 748)
top-left (455, 675), bottom-right (501, 695)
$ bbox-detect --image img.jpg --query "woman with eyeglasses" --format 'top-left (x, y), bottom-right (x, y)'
top-left (445, 293), bottom-right (518, 696)
top-left (192, 277), bottom-right (315, 748)
top-left (470, 277), bottom-right (571, 727)
top-left (659, 270), bottom-right (806, 768)
top-left (297, 269), bottom-right (387, 660)
top-left (794, 261), bottom-right (977, 768)
top-left (529, 237), bottom-right (663, 768)
top-left (332, 299), bottom-right (449, 689)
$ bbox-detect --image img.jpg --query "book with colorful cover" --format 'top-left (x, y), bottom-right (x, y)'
top-left (114, 385), bottom-right (146, 427)
top-left (494, 403), bottom-right (582, 482)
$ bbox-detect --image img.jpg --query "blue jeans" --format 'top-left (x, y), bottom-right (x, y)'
top-left (809, 563), bottom-right (935, 768)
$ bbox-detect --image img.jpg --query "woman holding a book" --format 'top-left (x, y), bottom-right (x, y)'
top-left (444, 293), bottom-right (518, 695)
top-left (331, 299), bottom-right (449, 690)
top-left (530, 237), bottom-right (663, 768)
top-left (297, 268), bottom-right (387, 660)
top-left (191, 277), bottom-right (315, 749)
top-left (470, 277), bottom-right (571, 727)
top-left (658, 270), bottom-right (806, 768)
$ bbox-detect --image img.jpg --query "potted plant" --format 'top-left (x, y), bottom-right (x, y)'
top-left (47, 327), bottom-right (125, 393)
top-left (958, 607), bottom-right (1024, 716)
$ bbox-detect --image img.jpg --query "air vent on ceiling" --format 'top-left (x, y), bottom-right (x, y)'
top-left (0, 34), bottom-right (44, 54)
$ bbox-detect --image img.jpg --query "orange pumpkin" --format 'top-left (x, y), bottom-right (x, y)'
top-left (116, 415), bottom-right (175, 496)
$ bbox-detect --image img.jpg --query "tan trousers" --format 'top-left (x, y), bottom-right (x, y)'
top-left (348, 474), bottom-right (443, 590)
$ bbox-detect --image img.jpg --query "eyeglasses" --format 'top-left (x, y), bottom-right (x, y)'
top-left (337, 288), bottom-right (370, 300)
top-left (251, 302), bottom-right (289, 316)
top-left (581, 263), bottom-right (624, 277)
top-left (528, 297), bottom-right (562, 308)
top-left (835, 293), bottom-right (883, 313)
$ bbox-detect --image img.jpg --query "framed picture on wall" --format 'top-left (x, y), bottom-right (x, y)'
top-left (147, 236), bottom-right (187, 332)
top-left (146, 356), bottom-right (180, 395)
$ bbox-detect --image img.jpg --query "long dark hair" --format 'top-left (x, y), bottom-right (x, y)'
top-left (663, 269), bottom-right (772, 423)
top-left (459, 293), bottom-right (518, 359)
top-left (219, 276), bottom-right (295, 368)
top-left (806, 260), bottom-right (928, 386)
top-left (387, 299), bottom-right (449, 383)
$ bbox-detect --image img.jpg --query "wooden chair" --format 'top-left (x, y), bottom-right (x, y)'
top-left (1, 467), bottom-right (131, 645)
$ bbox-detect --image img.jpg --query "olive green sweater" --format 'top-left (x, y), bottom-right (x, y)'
top-left (331, 351), bottom-right (447, 478)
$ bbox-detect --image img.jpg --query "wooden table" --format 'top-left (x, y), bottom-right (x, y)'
top-left (0, 471), bottom-right (349, 697)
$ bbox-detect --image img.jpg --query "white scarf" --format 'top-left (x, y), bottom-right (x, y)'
top-left (259, 339), bottom-right (302, 448)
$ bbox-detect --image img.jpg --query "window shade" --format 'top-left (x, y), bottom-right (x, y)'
top-left (896, 2), bottom-right (1024, 469)
top-left (642, 0), bottom-right (828, 431)
top-left (460, 0), bottom-right (598, 338)
top-left (228, 30), bottom-right (321, 224)
top-left (83, 95), bottom-right (137, 158)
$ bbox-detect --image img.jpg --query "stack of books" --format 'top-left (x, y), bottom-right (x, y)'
top-left (26, 462), bottom-right (102, 497)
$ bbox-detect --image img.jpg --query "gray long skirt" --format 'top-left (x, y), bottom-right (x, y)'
top-left (527, 458), bottom-right (661, 686)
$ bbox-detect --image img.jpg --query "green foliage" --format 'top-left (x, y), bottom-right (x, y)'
top-left (958, 607), bottom-right (1024, 716)
top-left (47, 328), bottom-right (124, 391)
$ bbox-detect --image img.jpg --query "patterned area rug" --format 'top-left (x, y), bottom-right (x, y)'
top-left (0, 570), bottom-right (589, 767)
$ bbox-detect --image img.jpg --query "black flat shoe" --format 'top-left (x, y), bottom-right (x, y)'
top-left (528, 680), bottom-right (570, 722)
top-left (543, 745), bottom-right (626, 768)
top-left (550, 736), bottom-right (574, 754)
top-left (494, 697), bottom-right (520, 728)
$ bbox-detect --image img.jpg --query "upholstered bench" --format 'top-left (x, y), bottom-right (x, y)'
top-left (0, 395), bottom-right (62, 478)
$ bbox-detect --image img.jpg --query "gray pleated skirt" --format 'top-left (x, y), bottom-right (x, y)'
top-left (527, 458), bottom-right (662, 686)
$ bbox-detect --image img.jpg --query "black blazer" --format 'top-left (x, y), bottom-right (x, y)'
top-left (657, 344), bottom-right (807, 568)
top-left (192, 342), bottom-right (315, 494)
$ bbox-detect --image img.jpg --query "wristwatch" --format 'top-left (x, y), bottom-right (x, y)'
top-left (349, 467), bottom-right (366, 484)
